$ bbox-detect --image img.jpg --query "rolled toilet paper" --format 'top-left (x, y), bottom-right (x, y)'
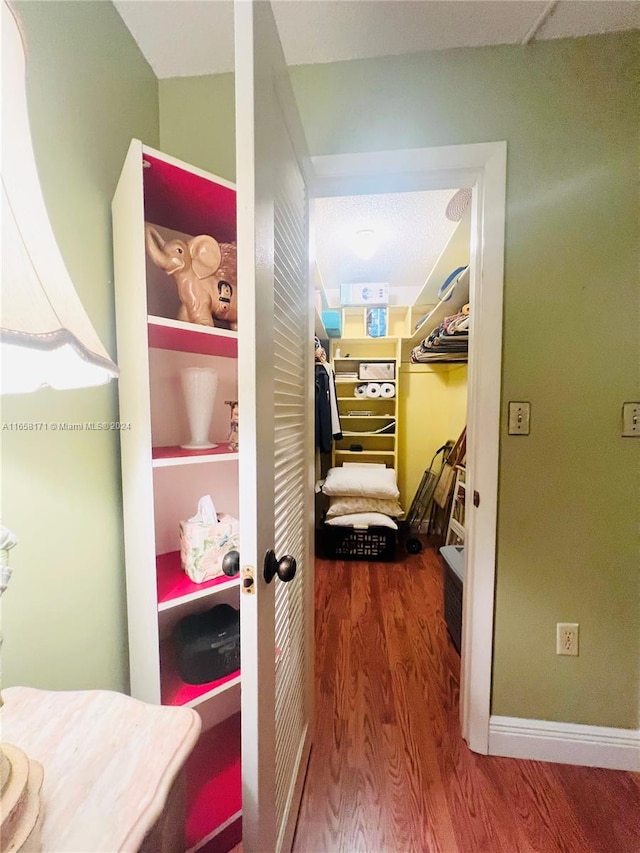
top-left (380, 383), bottom-right (395, 399)
top-left (365, 383), bottom-right (381, 398)
top-left (354, 384), bottom-right (367, 398)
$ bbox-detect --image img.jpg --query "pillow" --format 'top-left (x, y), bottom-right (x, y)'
top-left (324, 512), bottom-right (398, 530)
top-left (321, 466), bottom-right (399, 500)
top-left (326, 496), bottom-right (404, 519)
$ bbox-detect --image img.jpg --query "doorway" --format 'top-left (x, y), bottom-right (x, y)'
top-left (310, 142), bottom-right (507, 752)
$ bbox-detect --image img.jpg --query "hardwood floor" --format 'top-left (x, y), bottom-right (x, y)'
top-left (291, 546), bottom-right (640, 853)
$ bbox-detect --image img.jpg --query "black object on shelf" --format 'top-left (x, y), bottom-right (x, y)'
top-left (174, 603), bottom-right (240, 684)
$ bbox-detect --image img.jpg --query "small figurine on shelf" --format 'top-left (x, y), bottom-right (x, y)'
top-left (144, 223), bottom-right (237, 329)
top-left (225, 400), bottom-right (239, 451)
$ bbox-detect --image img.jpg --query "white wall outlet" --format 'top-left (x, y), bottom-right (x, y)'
top-left (621, 402), bottom-right (640, 437)
top-left (556, 622), bottom-right (579, 656)
top-left (508, 401), bottom-right (531, 435)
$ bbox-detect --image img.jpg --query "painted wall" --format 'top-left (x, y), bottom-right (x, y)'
top-left (446, 366), bottom-right (468, 442)
top-left (294, 34), bottom-right (640, 729)
top-left (398, 364), bottom-right (466, 513)
top-left (2, 2), bottom-right (158, 692)
top-left (159, 31), bottom-right (639, 729)
top-left (160, 73), bottom-right (237, 183)
top-left (7, 7), bottom-right (636, 730)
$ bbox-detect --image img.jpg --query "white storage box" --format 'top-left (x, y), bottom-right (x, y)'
top-left (358, 362), bottom-right (395, 381)
top-left (340, 283), bottom-right (389, 306)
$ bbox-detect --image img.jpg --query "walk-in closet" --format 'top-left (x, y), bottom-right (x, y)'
top-left (313, 186), bottom-right (472, 650)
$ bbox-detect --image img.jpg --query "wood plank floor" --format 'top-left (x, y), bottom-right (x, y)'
top-left (291, 546), bottom-right (640, 853)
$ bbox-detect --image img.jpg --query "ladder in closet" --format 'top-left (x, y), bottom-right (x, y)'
top-left (445, 465), bottom-right (466, 546)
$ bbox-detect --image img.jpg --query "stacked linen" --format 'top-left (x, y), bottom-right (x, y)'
top-left (321, 464), bottom-right (404, 531)
top-left (411, 305), bottom-right (470, 364)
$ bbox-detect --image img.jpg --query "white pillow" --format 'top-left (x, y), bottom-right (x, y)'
top-left (321, 466), bottom-right (399, 500)
top-left (326, 496), bottom-right (404, 519)
top-left (324, 512), bottom-right (398, 530)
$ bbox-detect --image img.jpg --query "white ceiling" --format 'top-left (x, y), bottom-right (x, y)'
top-left (114, 1), bottom-right (640, 79)
top-left (314, 190), bottom-right (461, 307)
top-left (113, 0), bottom-right (639, 310)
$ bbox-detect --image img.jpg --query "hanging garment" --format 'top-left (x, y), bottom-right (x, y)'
top-left (320, 361), bottom-right (342, 441)
top-left (315, 364), bottom-right (333, 453)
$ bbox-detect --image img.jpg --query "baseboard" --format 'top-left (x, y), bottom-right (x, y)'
top-left (489, 715), bottom-right (640, 772)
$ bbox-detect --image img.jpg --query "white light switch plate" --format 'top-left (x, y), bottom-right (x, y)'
top-left (622, 402), bottom-right (640, 437)
top-left (508, 401), bottom-right (531, 435)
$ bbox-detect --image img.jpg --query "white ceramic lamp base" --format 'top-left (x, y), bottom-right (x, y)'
top-left (180, 367), bottom-right (218, 450)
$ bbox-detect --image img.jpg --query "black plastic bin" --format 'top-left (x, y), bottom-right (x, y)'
top-left (323, 524), bottom-right (396, 561)
top-left (439, 545), bottom-right (464, 653)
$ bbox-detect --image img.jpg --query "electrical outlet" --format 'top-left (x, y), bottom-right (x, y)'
top-left (508, 401), bottom-right (531, 435)
top-left (556, 623), bottom-right (579, 656)
top-left (621, 403), bottom-right (640, 437)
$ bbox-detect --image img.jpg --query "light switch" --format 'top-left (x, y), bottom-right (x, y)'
top-left (622, 402), bottom-right (640, 437)
top-left (508, 401), bottom-right (531, 435)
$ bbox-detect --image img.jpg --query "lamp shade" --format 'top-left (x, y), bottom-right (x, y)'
top-left (1, 2), bottom-right (119, 394)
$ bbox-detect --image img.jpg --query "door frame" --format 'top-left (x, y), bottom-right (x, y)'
top-left (310, 142), bottom-right (507, 753)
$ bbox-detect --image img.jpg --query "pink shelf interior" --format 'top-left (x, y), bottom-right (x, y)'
top-left (148, 322), bottom-right (237, 358)
top-left (186, 713), bottom-right (242, 851)
top-left (143, 153), bottom-right (236, 244)
top-left (160, 635), bottom-right (240, 707)
top-left (156, 551), bottom-right (237, 606)
top-left (152, 444), bottom-right (236, 462)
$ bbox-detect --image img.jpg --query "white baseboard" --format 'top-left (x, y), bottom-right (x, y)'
top-left (489, 715), bottom-right (640, 772)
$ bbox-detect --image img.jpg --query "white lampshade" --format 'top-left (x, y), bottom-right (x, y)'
top-left (1, 2), bottom-right (119, 394)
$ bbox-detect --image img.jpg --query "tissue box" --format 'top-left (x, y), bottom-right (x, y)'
top-left (179, 513), bottom-right (239, 584)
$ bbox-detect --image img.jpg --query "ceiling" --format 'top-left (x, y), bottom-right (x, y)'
top-left (114, 1), bottom-right (640, 79)
top-left (314, 190), bottom-right (462, 307)
top-left (113, 0), bottom-right (639, 310)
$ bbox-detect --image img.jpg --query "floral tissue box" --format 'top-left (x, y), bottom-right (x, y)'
top-left (179, 513), bottom-right (239, 584)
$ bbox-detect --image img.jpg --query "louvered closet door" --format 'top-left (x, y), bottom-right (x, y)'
top-left (235, 2), bottom-right (314, 852)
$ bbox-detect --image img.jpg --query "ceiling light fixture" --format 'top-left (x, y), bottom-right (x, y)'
top-left (353, 229), bottom-right (376, 260)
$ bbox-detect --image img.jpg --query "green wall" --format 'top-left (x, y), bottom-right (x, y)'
top-left (160, 73), bottom-right (237, 183)
top-left (2, 1), bottom-right (158, 692)
top-left (4, 2), bottom-right (637, 731)
top-left (160, 32), bottom-right (639, 729)
top-left (295, 34), bottom-right (640, 729)
top-left (296, 34), bottom-right (640, 729)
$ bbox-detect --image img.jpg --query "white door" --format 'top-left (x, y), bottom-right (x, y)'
top-left (235, 2), bottom-right (314, 851)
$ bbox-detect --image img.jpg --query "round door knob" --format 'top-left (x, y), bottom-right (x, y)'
top-left (222, 549), bottom-right (240, 577)
top-left (263, 549), bottom-right (297, 584)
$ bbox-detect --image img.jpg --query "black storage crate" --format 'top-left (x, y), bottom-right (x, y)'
top-left (323, 524), bottom-right (396, 561)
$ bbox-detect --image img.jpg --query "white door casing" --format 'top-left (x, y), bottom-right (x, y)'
top-left (311, 143), bottom-right (507, 754)
top-left (235, 2), bottom-right (314, 851)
